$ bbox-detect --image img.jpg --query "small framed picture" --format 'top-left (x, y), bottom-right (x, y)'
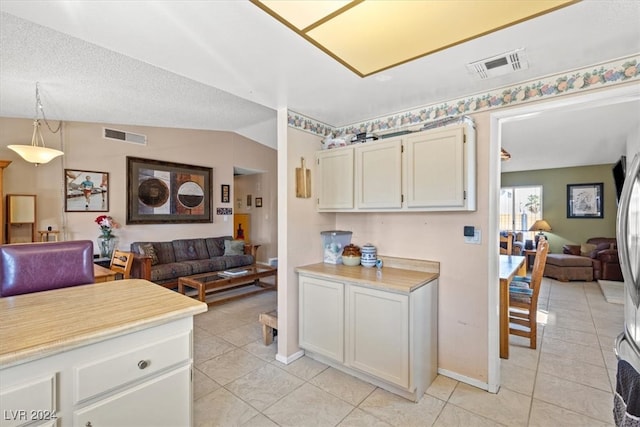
top-left (65, 169), bottom-right (109, 212)
top-left (247, 194), bottom-right (252, 207)
top-left (567, 182), bottom-right (603, 218)
top-left (255, 197), bottom-right (263, 208)
top-left (221, 184), bottom-right (230, 203)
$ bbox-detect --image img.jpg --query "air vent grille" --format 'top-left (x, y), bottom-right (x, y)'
top-left (467, 48), bottom-right (528, 80)
top-left (103, 128), bottom-right (147, 145)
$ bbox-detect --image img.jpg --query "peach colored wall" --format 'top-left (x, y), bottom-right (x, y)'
top-left (335, 111), bottom-right (492, 382)
top-left (280, 114), bottom-right (493, 382)
top-left (0, 117), bottom-right (277, 259)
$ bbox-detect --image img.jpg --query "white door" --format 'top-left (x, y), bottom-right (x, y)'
top-left (299, 276), bottom-right (345, 362)
top-left (355, 138), bottom-right (402, 209)
top-left (346, 285), bottom-right (409, 388)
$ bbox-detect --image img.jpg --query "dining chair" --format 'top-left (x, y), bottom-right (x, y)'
top-left (500, 231), bottom-right (513, 255)
top-left (110, 249), bottom-right (134, 279)
top-left (508, 239), bottom-right (549, 349)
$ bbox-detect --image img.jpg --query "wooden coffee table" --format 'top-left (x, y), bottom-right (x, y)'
top-left (177, 265), bottom-right (277, 306)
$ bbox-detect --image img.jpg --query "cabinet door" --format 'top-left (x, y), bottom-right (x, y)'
top-left (299, 275), bottom-right (344, 362)
top-left (346, 285), bottom-right (409, 388)
top-left (355, 139), bottom-right (402, 209)
top-left (317, 148), bottom-right (354, 210)
top-left (73, 365), bottom-right (191, 427)
top-left (405, 126), bottom-right (465, 208)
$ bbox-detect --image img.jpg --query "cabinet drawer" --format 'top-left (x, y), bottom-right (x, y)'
top-left (0, 375), bottom-right (56, 427)
top-left (74, 365), bottom-right (191, 427)
top-left (74, 331), bottom-right (191, 403)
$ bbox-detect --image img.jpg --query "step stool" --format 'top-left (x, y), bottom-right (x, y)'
top-left (259, 310), bottom-right (278, 345)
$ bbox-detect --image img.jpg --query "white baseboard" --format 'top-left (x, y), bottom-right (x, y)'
top-left (275, 349), bottom-right (304, 365)
top-left (438, 368), bottom-right (492, 392)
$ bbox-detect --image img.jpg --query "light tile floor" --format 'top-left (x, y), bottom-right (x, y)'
top-left (193, 277), bottom-right (622, 426)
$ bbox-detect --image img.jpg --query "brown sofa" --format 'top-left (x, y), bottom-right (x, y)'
top-left (130, 236), bottom-right (254, 289)
top-left (562, 237), bottom-right (622, 281)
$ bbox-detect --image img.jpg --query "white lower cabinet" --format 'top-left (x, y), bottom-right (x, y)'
top-left (298, 272), bottom-right (437, 401)
top-left (73, 365), bottom-right (191, 427)
top-left (298, 275), bottom-right (344, 362)
top-left (0, 318), bottom-right (194, 427)
top-left (346, 285), bottom-right (409, 388)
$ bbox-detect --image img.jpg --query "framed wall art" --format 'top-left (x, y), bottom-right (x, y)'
top-left (255, 197), bottom-right (263, 208)
top-left (65, 169), bottom-right (109, 212)
top-left (127, 157), bottom-right (213, 224)
top-left (567, 182), bottom-right (603, 218)
top-left (221, 184), bottom-right (230, 203)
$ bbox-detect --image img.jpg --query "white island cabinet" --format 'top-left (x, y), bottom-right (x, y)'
top-left (297, 258), bottom-right (438, 402)
top-left (0, 279), bottom-right (206, 427)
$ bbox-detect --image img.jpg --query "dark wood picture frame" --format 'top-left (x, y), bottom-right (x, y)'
top-left (221, 184), bottom-right (230, 203)
top-left (255, 197), bottom-right (263, 208)
top-left (65, 169), bottom-right (109, 212)
top-left (247, 194), bottom-right (252, 207)
top-left (126, 156), bottom-right (213, 224)
top-left (567, 182), bottom-right (603, 218)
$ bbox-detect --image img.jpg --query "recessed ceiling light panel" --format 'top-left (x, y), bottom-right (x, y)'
top-left (252, 0), bottom-right (578, 77)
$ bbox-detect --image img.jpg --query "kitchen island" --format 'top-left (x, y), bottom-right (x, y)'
top-left (296, 256), bottom-right (439, 402)
top-left (0, 279), bottom-right (207, 427)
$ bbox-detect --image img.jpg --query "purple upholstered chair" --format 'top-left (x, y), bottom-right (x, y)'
top-left (0, 240), bottom-right (95, 297)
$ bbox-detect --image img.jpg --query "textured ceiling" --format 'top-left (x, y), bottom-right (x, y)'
top-left (1, 0), bottom-right (639, 170)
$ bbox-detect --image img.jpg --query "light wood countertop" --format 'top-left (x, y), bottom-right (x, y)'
top-left (296, 262), bottom-right (439, 293)
top-left (0, 279), bottom-right (207, 368)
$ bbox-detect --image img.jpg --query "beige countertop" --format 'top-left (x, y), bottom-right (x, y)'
top-left (296, 262), bottom-right (439, 293)
top-left (0, 279), bottom-right (207, 368)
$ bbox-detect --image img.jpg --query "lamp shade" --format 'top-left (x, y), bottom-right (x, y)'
top-left (529, 219), bottom-right (552, 233)
top-left (8, 145), bottom-right (64, 165)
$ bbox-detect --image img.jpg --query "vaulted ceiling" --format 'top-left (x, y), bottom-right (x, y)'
top-left (1, 1), bottom-right (639, 171)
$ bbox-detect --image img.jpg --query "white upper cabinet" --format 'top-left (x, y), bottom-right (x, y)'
top-left (316, 147), bottom-right (354, 210)
top-left (355, 138), bottom-right (402, 209)
top-left (316, 121), bottom-right (476, 212)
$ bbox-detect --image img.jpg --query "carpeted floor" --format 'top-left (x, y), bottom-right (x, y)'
top-left (598, 279), bottom-right (625, 304)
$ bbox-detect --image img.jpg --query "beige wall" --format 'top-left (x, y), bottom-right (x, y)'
top-left (0, 117), bottom-right (278, 260)
top-left (279, 113), bottom-right (493, 383)
top-left (502, 164), bottom-right (618, 253)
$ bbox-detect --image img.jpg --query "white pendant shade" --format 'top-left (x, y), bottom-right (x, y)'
top-left (9, 117), bottom-right (64, 165)
top-left (8, 144), bottom-right (64, 165)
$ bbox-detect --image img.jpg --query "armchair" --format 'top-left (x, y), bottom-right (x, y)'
top-left (500, 231), bottom-right (524, 256)
top-left (563, 237), bottom-right (622, 281)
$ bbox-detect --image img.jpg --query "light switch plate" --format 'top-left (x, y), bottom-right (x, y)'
top-left (464, 229), bottom-right (482, 244)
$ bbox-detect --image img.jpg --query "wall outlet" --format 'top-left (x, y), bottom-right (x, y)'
top-left (464, 229), bottom-right (482, 244)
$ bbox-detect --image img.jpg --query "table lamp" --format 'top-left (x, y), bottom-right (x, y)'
top-left (529, 219), bottom-right (551, 247)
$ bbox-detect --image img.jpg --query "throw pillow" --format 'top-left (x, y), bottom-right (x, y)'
top-left (140, 243), bottom-right (159, 266)
top-left (224, 239), bottom-right (245, 256)
top-left (580, 243), bottom-right (597, 257)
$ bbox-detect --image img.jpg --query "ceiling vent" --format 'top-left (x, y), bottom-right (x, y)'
top-left (467, 48), bottom-right (528, 80)
top-left (103, 128), bottom-right (147, 145)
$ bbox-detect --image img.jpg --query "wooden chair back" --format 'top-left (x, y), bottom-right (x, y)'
top-left (110, 250), bottom-right (133, 279)
top-left (509, 239), bottom-right (549, 349)
top-left (500, 231), bottom-right (513, 255)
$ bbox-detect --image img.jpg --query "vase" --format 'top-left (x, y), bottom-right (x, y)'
top-left (97, 233), bottom-right (118, 259)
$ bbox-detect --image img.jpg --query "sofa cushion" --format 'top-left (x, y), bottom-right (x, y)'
top-left (183, 258), bottom-right (227, 275)
top-left (580, 243), bottom-right (597, 257)
top-left (224, 239), bottom-right (246, 256)
top-left (150, 262), bottom-right (193, 282)
top-left (223, 255), bottom-right (255, 269)
top-left (139, 243), bottom-right (159, 266)
top-left (206, 236), bottom-right (232, 257)
top-left (173, 238), bottom-right (209, 261)
top-left (152, 241), bottom-right (176, 264)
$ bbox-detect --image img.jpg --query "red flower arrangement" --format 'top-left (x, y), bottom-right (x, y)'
top-left (95, 215), bottom-right (120, 236)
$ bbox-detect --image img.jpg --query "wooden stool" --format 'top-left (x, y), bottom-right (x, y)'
top-left (259, 310), bottom-right (277, 345)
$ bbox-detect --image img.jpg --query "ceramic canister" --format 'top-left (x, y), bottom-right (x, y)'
top-left (360, 244), bottom-right (377, 267)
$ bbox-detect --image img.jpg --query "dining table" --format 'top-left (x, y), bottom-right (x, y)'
top-left (499, 255), bottom-right (527, 359)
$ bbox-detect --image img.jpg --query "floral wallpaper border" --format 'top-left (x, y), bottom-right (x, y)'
top-left (287, 55), bottom-right (639, 138)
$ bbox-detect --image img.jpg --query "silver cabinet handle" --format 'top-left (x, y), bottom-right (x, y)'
top-left (138, 360), bottom-right (149, 369)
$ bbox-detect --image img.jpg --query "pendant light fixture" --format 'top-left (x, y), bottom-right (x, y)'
top-left (8, 82), bottom-right (63, 166)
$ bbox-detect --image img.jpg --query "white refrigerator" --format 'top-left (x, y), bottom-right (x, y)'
top-left (614, 152), bottom-right (640, 426)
